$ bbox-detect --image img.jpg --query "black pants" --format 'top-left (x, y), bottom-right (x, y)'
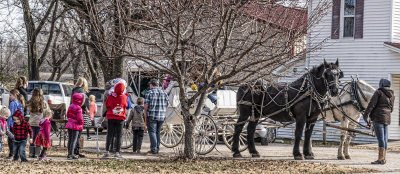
top-left (132, 128), bottom-right (144, 152)
top-left (8, 137), bottom-right (13, 157)
top-left (39, 147), bottom-right (47, 157)
top-left (105, 119), bottom-right (123, 153)
top-left (86, 120), bottom-right (95, 137)
top-left (67, 129), bottom-right (80, 157)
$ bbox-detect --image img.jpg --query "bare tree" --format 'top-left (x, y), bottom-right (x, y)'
top-left (110, 0), bottom-right (330, 159)
top-left (20, 0), bottom-right (59, 80)
top-left (0, 37), bottom-right (26, 84)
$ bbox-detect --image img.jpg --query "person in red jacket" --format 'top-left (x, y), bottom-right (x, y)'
top-left (103, 83), bottom-right (130, 158)
top-left (11, 110), bottom-right (33, 162)
top-left (65, 93), bottom-right (84, 160)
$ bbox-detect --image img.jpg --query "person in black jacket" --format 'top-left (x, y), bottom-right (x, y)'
top-left (71, 77), bottom-right (89, 158)
top-left (14, 76), bottom-right (28, 115)
top-left (364, 79), bottom-right (395, 165)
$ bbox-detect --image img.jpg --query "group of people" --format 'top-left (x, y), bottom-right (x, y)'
top-left (0, 76), bottom-right (53, 162)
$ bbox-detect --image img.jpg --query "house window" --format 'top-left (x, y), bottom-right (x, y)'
top-left (343, 0), bottom-right (355, 37)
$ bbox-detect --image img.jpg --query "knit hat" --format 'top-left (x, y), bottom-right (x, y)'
top-left (379, 79), bottom-right (391, 88)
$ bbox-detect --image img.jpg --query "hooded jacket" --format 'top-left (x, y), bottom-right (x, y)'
top-left (38, 118), bottom-right (51, 142)
top-left (65, 93), bottom-right (84, 131)
top-left (10, 110), bottom-right (32, 140)
top-left (106, 83), bottom-right (128, 120)
top-left (364, 87), bottom-right (395, 125)
top-left (7, 100), bottom-right (24, 129)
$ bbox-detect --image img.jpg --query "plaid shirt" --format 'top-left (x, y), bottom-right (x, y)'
top-left (11, 110), bottom-right (32, 140)
top-left (144, 87), bottom-right (169, 121)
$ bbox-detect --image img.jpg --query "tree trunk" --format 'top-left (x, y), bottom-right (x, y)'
top-left (182, 103), bottom-right (197, 159)
top-left (84, 45), bottom-right (99, 87)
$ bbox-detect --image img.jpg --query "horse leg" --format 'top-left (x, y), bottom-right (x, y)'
top-left (337, 120), bottom-right (348, 160)
top-left (293, 117), bottom-right (306, 160)
top-left (247, 121), bottom-right (260, 157)
top-left (344, 123), bottom-right (356, 159)
top-left (303, 121), bottom-right (316, 159)
top-left (232, 106), bottom-right (249, 158)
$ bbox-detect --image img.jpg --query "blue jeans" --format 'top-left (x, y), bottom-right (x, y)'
top-left (373, 121), bottom-right (388, 149)
top-left (0, 142), bottom-right (2, 152)
top-left (31, 126), bottom-right (40, 147)
top-left (147, 118), bottom-right (164, 153)
top-left (13, 139), bottom-right (27, 161)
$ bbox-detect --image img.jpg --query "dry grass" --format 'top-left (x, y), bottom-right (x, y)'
top-left (0, 147), bottom-right (377, 174)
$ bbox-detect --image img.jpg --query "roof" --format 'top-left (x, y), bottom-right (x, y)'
top-left (242, 3), bottom-right (308, 32)
top-left (384, 42), bottom-right (400, 53)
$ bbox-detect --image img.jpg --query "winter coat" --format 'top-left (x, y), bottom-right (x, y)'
top-left (28, 101), bottom-right (49, 127)
top-left (10, 110), bottom-right (32, 140)
top-left (65, 93), bottom-right (84, 131)
top-left (71, 87), bottom-right (89, 114)
top-left (89, 102), bottom-right (97, 120)
top-left (0, 118), bottom-right (7, 142)
top-left (106, 83), bottom-right (128, 120)
top-left (127, 105), bottom-right (145, 128)
top-left (7, 100), bottom-right (24, 129)
top-left (364, 87), bottom-right (395, 125)
top-left (17, 87), bottom-right (28, 103)
top-left (38, 118), bottom-right (51, 142)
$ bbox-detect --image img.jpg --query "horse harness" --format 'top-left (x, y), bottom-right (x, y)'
top-left (323, 79), bottom-right (370, 129)
top-left (236, 67), bottom-right (340, 126)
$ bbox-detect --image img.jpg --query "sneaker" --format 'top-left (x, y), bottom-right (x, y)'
top-left (38, 156), bottom-right (47, 161)
top-left (136, 150), bottom-right (141, 154)
top-left (21, 159), bottom-right (28, 162)
top-left (6, 155), bottom-right (13, 159)
top-left (102, 153), bottom-right (111, 158)
top-left (77, 154), bottom-right (85, 158)
top-left (87, 137), bottom-right (92, 140)
top-left (67, 155), bottom-right (78, 160)
top-left (147, 150), bottom-right (157, 155)
top-left (114, 154), bottom-right (123, 159)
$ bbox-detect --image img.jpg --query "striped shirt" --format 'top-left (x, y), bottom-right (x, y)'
top-left (144, 87), bottom-right (169, 121)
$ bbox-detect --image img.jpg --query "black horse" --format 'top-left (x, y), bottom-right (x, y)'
top-left (232, 59), bottom-right (343, 160)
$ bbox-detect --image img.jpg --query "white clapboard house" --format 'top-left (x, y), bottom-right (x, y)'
top-left (276, 0), bottom-right (400, 143)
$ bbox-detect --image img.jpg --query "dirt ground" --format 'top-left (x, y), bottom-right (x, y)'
top-left (0, 133), bottom-right (397, 173)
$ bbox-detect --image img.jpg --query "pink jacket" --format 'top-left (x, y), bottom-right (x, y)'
top-left (89, 102), bottom-right (97, 120)
top-left (65, 93), bottom-right (84, 131)
top-left (38, 118), bottom-right (51, 142)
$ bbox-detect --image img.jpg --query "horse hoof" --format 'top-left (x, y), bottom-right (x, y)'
top-left (345, 155), bottom-right (351, 160)
top-left (294, 156), bottom-right (304, 160)
top-left (304, 155), bottom-right (314, 160)
top-left (337, 156), bottom-right (345, 160)
top-left (233, 153), bottom-right (242, 158)
top-left (251, 153), bottom-right (260, 158)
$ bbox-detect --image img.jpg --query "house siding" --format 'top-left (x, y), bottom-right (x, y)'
top-left (278, 0), bottom-right (400, 141)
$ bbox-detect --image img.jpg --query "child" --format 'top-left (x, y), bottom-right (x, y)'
top-left (65, 93), bottom-right (84, 160)
top-left (0, 105), bottom-right (11, 152)
top-left (87, 95), bottom-right (97, 140)
top-left (126, 97), bottom-right (145, 153)
top-left (7, 89), bottom-right (25, 159)
top-left (103, 83), bottom-right (130, 158)
top-left (27, 88), bottom-right (49, 158)
top-left (11, 110), bottom-right (32, 162)
top-left (34, 109), bottom-right (52, 161)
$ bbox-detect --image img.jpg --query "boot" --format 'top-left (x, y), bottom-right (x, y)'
top-left (35, 146), bottom-right (41, 158)
top-left (371, 147), bottom-right (385, 164)
top-left (75, 147), bottom-right (85, 158)
top-left (382, 148), bottom-right (387, 164)
top-left (29, 146), bottom-right (36, 158)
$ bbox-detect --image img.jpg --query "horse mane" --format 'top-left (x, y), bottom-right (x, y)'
top-left (290, 63), bottom-right (324, 88)
top-left (358, 80), bottom-right (376, 92)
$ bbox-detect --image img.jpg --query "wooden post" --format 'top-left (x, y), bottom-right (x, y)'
top-left (323, 119), bottom-right (327, 145)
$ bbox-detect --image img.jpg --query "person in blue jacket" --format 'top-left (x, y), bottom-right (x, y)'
top-left (7, 89), bottom-right (25, 159)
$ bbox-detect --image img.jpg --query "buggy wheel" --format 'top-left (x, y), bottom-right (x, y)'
top-left (195, 115), bottom-right (218, 155)
top-left (222, 123), bottom-right (248, 152)
top-left (121, 126), bottom-right (133, 149)
top-left (160, 123), bottom-right (185, 148)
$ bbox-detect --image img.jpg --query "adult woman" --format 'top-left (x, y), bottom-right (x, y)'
top-left (14, 76), bottom-right (28, 115)
top-left (71, 77), bottom-right (89, 158)
top-left (363, 79), bottom-right (395, 165)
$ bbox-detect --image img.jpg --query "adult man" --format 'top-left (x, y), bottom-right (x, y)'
top-left (144, 79), bottom-right (169, 154)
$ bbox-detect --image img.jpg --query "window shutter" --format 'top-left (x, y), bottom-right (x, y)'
top-left (354, 0), bottom-right (364, 38)
top-left (331, 0), bottom-right (341, 39)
